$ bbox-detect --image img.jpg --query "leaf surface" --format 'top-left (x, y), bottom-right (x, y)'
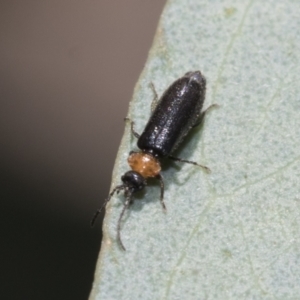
top-left (90, 1), bottom-right (300, 299)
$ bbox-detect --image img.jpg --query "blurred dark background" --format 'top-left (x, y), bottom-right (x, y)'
top-left (0, 1), bottom-right (165, 299)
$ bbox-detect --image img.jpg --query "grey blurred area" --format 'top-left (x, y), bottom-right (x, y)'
top-left (0, 1), bottom-right (165, 299)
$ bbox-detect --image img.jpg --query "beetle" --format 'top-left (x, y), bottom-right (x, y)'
top-left (91, 71), bottom-right (217, 250)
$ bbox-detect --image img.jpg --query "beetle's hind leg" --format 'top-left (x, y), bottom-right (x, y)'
top-left (149, 82), bottom-right (159, 112)
top-left (193, 103), bottom-right (219, 128)
top-left (168, 104), bottom-right (219, 172)
top-left (167, 104), bottom-right (218, 172)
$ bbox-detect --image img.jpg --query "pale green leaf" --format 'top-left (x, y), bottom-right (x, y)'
top-left (90, 0), bottom-right (300, 299)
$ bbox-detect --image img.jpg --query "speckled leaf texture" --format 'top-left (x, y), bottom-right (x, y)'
top-left (89, 1), bottom-right (300, 299)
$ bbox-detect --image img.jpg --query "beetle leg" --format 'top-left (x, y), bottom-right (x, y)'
top-left (156, 173), bottom-right (166, 211)
top-left (193, 103), bottom-right (219, 128)
top-left (168, 155), bottom-right (211, 173)
top-left (149, 82), bottom-right (159, 112)
top-left (124, 118), bottom-right (140, 139)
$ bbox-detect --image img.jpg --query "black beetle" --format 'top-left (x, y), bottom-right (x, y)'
top-left (92, 71), bottom-right (217, 250)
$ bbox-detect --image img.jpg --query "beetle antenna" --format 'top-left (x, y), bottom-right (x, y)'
top-left (117, 193), bottom-right (132, 251)
top-left (90, 185), bottom-right (125, 227)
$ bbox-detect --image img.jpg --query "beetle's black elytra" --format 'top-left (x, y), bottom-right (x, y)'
top-left (91, 71), bottom-right (217, 250)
